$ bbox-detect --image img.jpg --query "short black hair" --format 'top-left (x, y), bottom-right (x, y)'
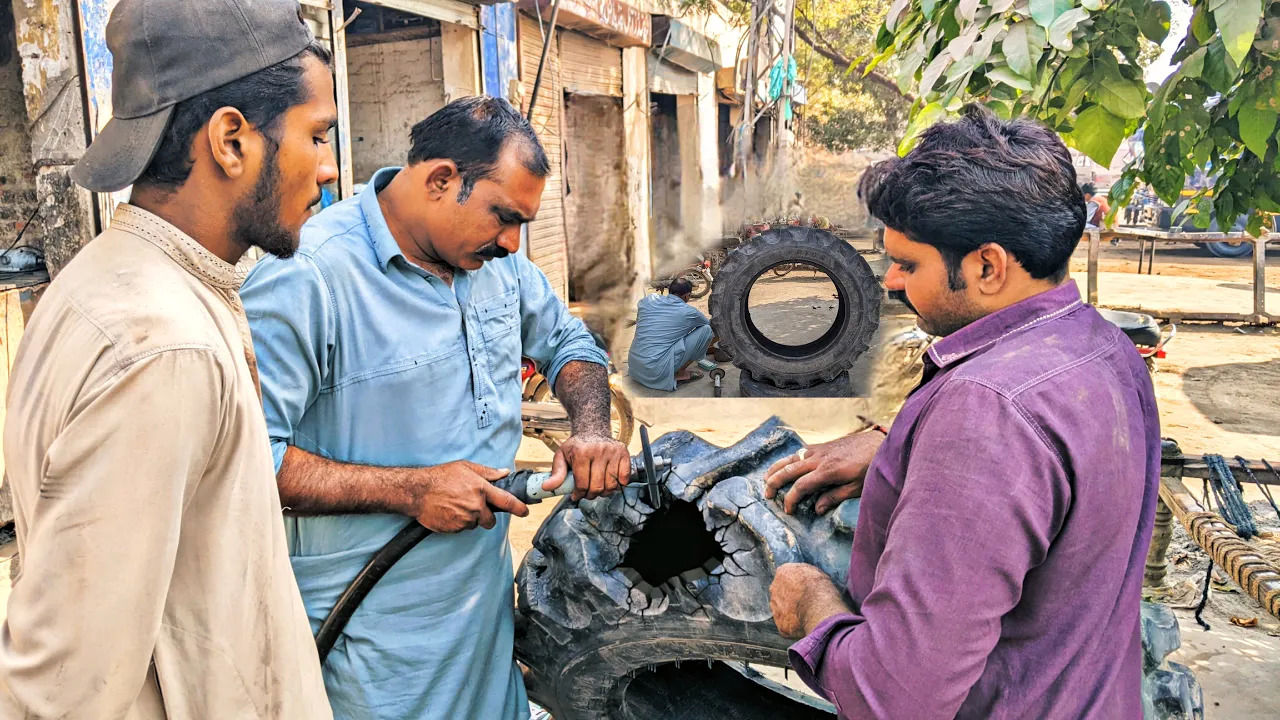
top-left (668, 278), bottom-right (694, 297)
top-left (861, 104), bottom-right (1085, 288)
top-left (1081, 182), bottom-right (1096, 195)
top-left (137, 40), bottom-right (332, 190)
top-left (408, 96), bottom-right (550, 203)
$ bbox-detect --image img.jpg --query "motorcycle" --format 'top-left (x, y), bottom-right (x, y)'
top-left (519, 318), bottom-right (636, 453)
top-left (650, 256), bottom-right (714, 299)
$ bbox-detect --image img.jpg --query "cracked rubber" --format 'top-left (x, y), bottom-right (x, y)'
top-left (708, 227), bottom-right (881, 389)
top-left (514, 419), bottom-right (1203, 719)
top-left (1141, 603), bottom-right (1205, 719)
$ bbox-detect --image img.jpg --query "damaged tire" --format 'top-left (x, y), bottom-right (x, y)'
top-left (516, 418), bottom-right (851, 719)
top-left (515, 419), bottom-right (1204, 720)
top-left (709, 227), bottom-right (881, 389)
top-left (1142, 603), bottom-right (1205, 719)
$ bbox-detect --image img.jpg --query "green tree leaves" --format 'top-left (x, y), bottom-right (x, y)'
top-left (1002, 22), bottom-right (1044, 78)
top-left (874, 0), bottom-right (1280, 235)
top-left (1070, 105), bottom-right (1128, 165)
top-left (1238, 104), bottom-right (1278, 157)
top-left (1138, 2), bottom-right (1172, 43)
top-left (1214, 0), bottom-right (1265, 66)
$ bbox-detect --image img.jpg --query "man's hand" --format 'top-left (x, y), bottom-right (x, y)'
top-left (770, 563), bottom-right (852, 639)
top-left (764, 430), bottom-right (886, 515)
top-left (545, 434), bottom-right (631, 501)
top-left (410, 460), bottom-right (529, 532)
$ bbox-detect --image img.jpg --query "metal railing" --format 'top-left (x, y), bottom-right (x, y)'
top-left (1084, 228), bottom-right (1275, 325)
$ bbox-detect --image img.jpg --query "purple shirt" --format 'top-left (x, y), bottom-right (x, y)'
top-left (790, 281), bottom-right (1160, 719)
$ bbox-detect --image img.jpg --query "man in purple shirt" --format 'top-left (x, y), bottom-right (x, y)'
top-left (767, 105), bottom-right (1160, 718)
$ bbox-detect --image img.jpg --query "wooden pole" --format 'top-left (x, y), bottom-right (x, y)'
top-left (1144, 499), bottom-right (1174, 588)
top-left (1254, 235), bottom-right (1268, 323)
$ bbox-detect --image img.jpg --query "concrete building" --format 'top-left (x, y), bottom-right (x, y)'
top-left (0, 0), bottom-right (765, 523)
top-left (2, 0), bottom-right (752, 303)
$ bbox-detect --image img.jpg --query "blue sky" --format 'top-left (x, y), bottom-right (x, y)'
top-left (1145, 0), bottom-right (1194, 83)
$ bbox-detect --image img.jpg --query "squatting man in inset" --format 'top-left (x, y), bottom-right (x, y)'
top-left (627, 277), bottom-right (715, 391)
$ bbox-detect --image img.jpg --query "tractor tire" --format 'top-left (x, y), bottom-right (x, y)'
top-left (1203, 240), bottom-right (1253, 258)
top-left (739, 370), bottom-right (852, 398)
top-left (515, 418), bottom-right (852, 719)
top-left (515, 419), bottom-right (1203, 720)
top-left (1141, 603), bottom-right (1205, 719)
top-left (709, 227), bottom-right (881, 389)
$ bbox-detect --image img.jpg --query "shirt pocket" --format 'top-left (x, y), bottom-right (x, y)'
top-left (476, 289), bottom-right (520, 341)
top-left (473, 289), bottom-right (522, 383)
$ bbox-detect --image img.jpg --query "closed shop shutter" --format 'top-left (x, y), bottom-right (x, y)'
top-left (558, 29), bottom-right (622, 97)
top-left (520, 13), bottom-right (568, 298)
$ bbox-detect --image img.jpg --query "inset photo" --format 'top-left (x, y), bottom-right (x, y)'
top-left (616, 222), bottom-right (923, 398)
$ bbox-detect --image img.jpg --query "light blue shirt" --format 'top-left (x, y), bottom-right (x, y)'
top-left (240, 167), bottom-right (607, 720)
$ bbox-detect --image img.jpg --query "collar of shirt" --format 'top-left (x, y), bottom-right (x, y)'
top-left (925, 280), bottom-right (1084, 370)
top-left (361, 167), bottom-right (410, 274)
top-left (360, 167), bottom-right (469, 302)
top-left (110, 203), bottom-right (246, 290)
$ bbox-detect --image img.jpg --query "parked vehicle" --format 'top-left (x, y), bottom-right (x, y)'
top-left (1122, 184), bottom-right (1275, 258)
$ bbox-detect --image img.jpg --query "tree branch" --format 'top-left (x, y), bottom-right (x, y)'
top-left (795, 17), bottom-right (915, 103)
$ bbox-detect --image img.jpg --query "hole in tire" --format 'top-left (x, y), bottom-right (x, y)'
top-left (620, 500), bottom-right (725, 587)
top-left (746, 264), bottom-right (841, 349)
top-left (620, 660), bottom-right (835, 718)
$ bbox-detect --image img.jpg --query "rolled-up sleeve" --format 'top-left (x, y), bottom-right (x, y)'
top-left (788, 380), bottom-right (1068, 719)
top-left (241, 255), bottom-right (335, 472)
top-left (0, 350), bottom-right (223, 718)
top-left (513, 254), bottom-right (607, 388)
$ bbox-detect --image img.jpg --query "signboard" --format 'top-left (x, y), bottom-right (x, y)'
top-left (518, 0), bottom-right (650, 48)
top-left (481, 3), bottom-right (520, 102)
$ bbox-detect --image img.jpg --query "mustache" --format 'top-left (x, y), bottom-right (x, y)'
top-left (476, 243), bottom-right (510, 259)
top-left (887, 289), bottom-right (917, 315)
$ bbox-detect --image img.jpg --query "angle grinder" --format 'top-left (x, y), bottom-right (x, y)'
top-left (314, 426), bottom-right (670, 663)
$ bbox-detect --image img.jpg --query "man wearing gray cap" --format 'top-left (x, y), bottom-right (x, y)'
top-left (0, 1), bottom-right (337, 717)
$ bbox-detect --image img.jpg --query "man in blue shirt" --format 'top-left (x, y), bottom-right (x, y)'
top-left (627, 277), bottom-right (714, 391)
top-left (240, 97), bottom-right (631, 719)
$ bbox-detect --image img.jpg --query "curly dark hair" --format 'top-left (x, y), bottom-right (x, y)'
top-left (859, 104), bottom-right (1086, 289)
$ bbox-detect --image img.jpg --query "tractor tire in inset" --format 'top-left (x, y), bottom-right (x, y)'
top-left (739, 370), bottom-right (852, 398)
top-left (709, 227), bottom-right (881, 389)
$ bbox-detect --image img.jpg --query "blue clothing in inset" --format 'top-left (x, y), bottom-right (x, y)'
top-left (627, 293), bottom-right (712, 391)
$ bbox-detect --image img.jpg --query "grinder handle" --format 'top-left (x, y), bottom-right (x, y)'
top-left (494, 469), bottom-right (576, 504)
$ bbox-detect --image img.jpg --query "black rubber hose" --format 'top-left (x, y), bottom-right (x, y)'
top-left (313, 471), bottom-right (542, 663)
top-left (314, 521), bottom-right (430, 663)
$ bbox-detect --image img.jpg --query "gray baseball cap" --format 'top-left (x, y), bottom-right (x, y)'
top-left (72, 0), bottom-right (315, 192)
